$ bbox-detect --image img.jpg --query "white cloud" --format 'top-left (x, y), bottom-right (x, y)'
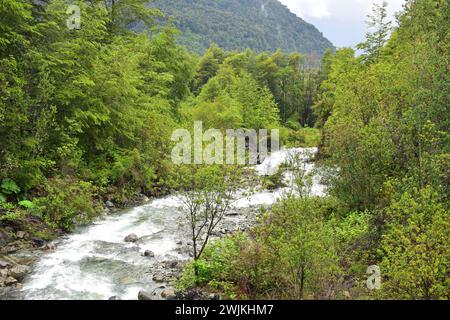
top-left (280, 0), bottom-right (331, 19)
top-left (278, 0), bottom-right (406, 47)
top-left (280, 0), bottom-right (404, 21)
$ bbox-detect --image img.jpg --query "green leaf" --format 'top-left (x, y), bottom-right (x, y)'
top-left (18, 200), bottom-right (35, 209)
top-left (1, 179), bottom-right (21, 195)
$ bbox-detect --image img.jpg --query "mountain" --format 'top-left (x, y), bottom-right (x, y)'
top-left (150, 0), bottom-right (334, 54)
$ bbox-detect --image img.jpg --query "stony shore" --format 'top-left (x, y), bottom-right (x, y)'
top-left (134, 203), bottom-right (264, 300)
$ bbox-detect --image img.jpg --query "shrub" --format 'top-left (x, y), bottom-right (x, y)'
top-left (261, 171), bottom-right (285, 190)
top-left (379, 186), bottom-right (449, 300)
top-left (176, 234), bottom-right (247, 298)
top-left (178, 198), bottom-right (343, 299)
top-left (34, 177), bottom-right (102, 231)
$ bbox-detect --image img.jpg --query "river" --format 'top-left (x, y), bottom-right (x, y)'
top-left (15, 148), bottom-right (325, 300)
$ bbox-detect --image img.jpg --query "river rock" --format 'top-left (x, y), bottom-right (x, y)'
top-left (16, 231), bottom-right (27, 239)
top-left (124, 233), bottom-right (138, 243)
top-left (0, 231), bottom-right (9, 246)
top-left (44, 243), bottom-right (56, 251)
top-left (9, 253), bottom-right (37, 266)
top-left (31, 237), bottom-right (46, 248)
top-left (165, 260), bottom-right (180, 269)
top-left (0, 259), bottom-right (11, 269)
top-left (105, 200), bottom-right (115, 208)
top-left (0, 269), bottom-right (8, 287)
top-left (138, 194), bottom-right (150, 202)
top-left (8, 265), bottom-right (29, 281)
top-left (176, 288), bottom-right (209, 300)
top-left (144, 250), bottom-right (155, 258)
top-left (4, 277), bottom-right (18, 286)
top-left (161, 288), bottom-right (176, 299)
top-left (138, 290), bottom-right (154, 300)
top-left (209, 293), bottom-right (220, 300)
top-left (152, 273), bottom-right (165, 283)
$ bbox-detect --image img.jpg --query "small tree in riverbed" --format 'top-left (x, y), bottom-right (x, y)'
top-left (172, 165), bottom-right (240, 277)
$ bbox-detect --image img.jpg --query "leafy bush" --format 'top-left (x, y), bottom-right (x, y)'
top-left (379, 186), bottom-right (449, 300)
top-left (176, 234), bottom-right (247, 298)
top-left (0, 178), bottom-right (21, 203)
top-left (18, 200), bottom-right (35, 209)
top-left (34, 178), bottom-right (101, 231)
top-left (178, 198), bottom-right (343, 299)
top-left (0, 208), bottom-right (27, 222)
top-left (261, 171), bottom-right (285, 190)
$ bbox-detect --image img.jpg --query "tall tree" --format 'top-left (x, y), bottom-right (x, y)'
top-left (357, 0), bottom-right (392, 63)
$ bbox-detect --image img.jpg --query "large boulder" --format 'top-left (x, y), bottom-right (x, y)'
top-left (144, 250), bottom-right (155, 258)
top-left (152, 273), bottom-right (165, 283)
top-left (124, 234), bottom-right (138, 243)
top-left (31, 237), bottom-right (46, 248)
top-left (8, 265), bottom-right (29, 281)
top-left (137, 290), bottom-right (154, 300)
top-left (105, 200), bottom-right (115, 208)
top-left (4, 277), bottom-right (17, 286)
top-left (161, 288), bottom-right (176, 300)
top-left (0, 259), bottom-right (11, 269)
top-left (16, 231), bottom-right (27, 239)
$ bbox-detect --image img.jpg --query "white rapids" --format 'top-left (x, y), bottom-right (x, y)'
top-left (19, 148), bottom-right (325, 300)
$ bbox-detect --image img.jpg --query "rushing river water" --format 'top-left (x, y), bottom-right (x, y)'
top-left (17, 148), bottom-right (325, 300)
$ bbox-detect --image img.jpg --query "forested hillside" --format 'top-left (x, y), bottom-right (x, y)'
top-left (150, 0), bottom-right (334, 54)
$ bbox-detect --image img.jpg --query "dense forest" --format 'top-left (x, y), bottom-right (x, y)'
top-left (0, 0), bottom-right (449, 301)
top-left (150, 0), bottom-right (334, 54)
top-left (0, 0), bottom-right (321, 238)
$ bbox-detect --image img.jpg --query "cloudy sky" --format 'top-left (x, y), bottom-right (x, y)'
top-left (278, 0), bottom-right (406, 48)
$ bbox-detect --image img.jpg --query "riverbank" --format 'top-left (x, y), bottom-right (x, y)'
top-left (0, 192), bottom-right (152, 298)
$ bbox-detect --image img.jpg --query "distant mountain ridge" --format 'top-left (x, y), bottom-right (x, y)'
top-left (150, 0), bottom-right (334, 54)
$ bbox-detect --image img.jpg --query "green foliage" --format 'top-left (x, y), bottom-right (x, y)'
top-left (0, 209), bottom-right (27, 222)
top-left (1, 179), bottom-right (21, 195)
top-left (317, 0), bottom-right (449, 211)
top-left (1, 0), bottom-right (320, 232)
top-left (357, 0), bottom-right (392, 63)
top-left (286, 128), bottom-right (320, 148)
top-left (180, 198), bottom-right (343, 299)
top-left (169, 165), bottom-right (241, 265)
top-left (176, 233), bottom-right (247, 299)
top-left (312, 0), bottom-right (450, 300)
top-left (261, 171), bottom-right (285, 190)
top-left (34, 178), bottom-right (101, 231)
top-left (186, 46), bottom-right (326, 129)
top-left (0, 178), bottom-right (21, 204)
top-left (18, 200), bottom-right (34, 209)
top-left (379, 185), bottom-right (449, 300)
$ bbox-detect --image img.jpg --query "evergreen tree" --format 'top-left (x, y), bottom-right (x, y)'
top-left (357, 1), bottom-right (392, 63)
